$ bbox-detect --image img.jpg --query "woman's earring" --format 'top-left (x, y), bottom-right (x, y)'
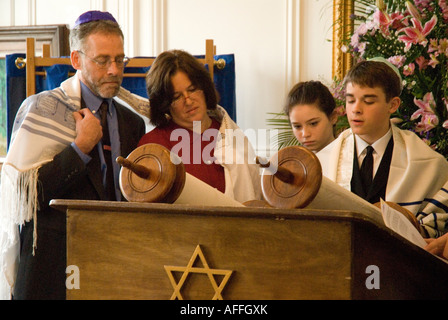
top-left (164, 113), bottom-right (172, 120)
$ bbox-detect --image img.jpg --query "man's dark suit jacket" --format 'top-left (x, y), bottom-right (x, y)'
top-left (13, 100), bottom-right (146, 300)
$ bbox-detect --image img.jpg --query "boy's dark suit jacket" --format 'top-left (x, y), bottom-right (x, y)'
top-left (13, 100), bottom-right (146, 300)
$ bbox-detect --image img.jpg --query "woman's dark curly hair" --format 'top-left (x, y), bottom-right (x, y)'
top-left (146, 49), bottom-right (218, 127)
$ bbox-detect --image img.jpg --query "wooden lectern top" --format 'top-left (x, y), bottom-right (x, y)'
top-left (51, 200), bottom-right (448, 300)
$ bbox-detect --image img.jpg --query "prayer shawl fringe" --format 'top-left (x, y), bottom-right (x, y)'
top-left (1, 166), bottom-right (39, 242)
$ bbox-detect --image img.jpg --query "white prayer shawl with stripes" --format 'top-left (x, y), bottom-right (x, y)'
top-left (0, 72), bottom-right (149, 299)
top-left (317, 124), bottom-right (448, 238)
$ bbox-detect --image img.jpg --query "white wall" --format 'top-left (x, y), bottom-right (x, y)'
top-left (0, 0), bottom-right (334, 152)
top-left (166, 0), bottom-right (288, 135)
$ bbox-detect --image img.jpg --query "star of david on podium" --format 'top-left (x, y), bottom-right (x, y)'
top-left (164, 245), bottom-right (233, 300)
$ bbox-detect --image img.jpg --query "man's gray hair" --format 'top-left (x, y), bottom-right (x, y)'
top-left (69, 20), bottom-right (124, 51)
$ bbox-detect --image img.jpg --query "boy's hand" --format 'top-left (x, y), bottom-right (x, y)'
top-left (425, 234), bottom-right (448, 260)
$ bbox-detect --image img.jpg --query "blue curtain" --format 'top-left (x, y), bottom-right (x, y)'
top-left (214, 54), bottom-right (236, 122)
top-left (5, 54), bottom-right (26, 146)
top-left (121, 57), bottom-right (150, 98)
top-left (40, 63), bottom-right (75, 92)
top-left (5, 53), bottom-right (236, 148)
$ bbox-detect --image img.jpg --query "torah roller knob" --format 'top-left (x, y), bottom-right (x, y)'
top-left (117, 143), bottom-right (186, 203)
top-left (258, 146), bottom-right (322, 209)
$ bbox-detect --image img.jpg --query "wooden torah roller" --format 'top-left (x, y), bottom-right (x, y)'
top-left (258, 146), bottom-right (322, 209)
top-left (117, 143), bottom-right (243, 207)
top-left (259, 146), bottom-right (423, 234)
top-left (117, 143), bottom-right (186, 203)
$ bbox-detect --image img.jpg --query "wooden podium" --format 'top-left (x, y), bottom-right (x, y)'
top-left (51, 199), bottom-right (448, 300)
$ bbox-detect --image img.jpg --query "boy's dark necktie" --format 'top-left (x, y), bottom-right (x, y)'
top-left (99, 100), bottom-right (116, 200)
top-left (360, 145), bottom-right (374, 194)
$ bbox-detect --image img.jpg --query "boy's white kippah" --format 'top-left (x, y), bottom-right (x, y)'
top-left (368, 57), bottom-right (403, 89)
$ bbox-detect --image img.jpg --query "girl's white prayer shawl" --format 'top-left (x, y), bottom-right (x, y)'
top-left (0, 72), bottom-right (149, 299)
top-left (317, 124), bottom-right (448, 238)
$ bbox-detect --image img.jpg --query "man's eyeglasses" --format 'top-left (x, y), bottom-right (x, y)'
top-left (78, 51), bottom-right (130, 69)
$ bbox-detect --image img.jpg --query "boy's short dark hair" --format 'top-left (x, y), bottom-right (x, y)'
top-left (344, 60), bottom-right (402, 102)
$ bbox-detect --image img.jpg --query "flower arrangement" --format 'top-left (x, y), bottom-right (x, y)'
top-left (343, 0), bottom-right (448, 158)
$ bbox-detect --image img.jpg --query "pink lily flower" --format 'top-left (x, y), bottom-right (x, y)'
top-left (398, 15), bottom-right (438, 50)
top-left (415, 56), bottom-right (429, 70)
top-left (390, 12), bottom-right (408, 30)
top-left (429, 52), bottom-right (440, 68)
top-left (440, 0), bottom-right (448, 22)
top-left (411, 92), bottom-right (436, 120)
top-left (443, 98), bottom-right (448, 129)
top-left (388, 55), bottom-right (406, 68)
top-left (406, 1), bottom-right (422, 21)
top-left (403, 63), bottom-right (415, 76)
top-left (417, 113), bottom-right (439, 132)
top-left (439, 38), bottom-right (448, 55)
top-left (428, 39), bottom-right (439, 53)
top-left (411, 92), bottom-right (439, 132)
top-left (373, 9), bottom-right (392, 36)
